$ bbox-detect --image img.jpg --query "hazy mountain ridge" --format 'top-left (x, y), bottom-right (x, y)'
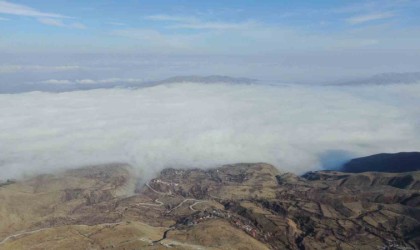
top-left (3, 71), bottom-right (420, 94)
top-left (0, 75), bottom-right (257, 94)
top-left (335, 72), bottom-right (420, 86)
top-left (341, 152), bottom-right (420, 173)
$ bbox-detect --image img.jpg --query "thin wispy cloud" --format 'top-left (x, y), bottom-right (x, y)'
top-left (37, 17), bottom-right (64, 26)
top-left (346, 12), bottom-right (396, 25)
top-left (106, 21), bottom-right (126, 26)
top-left (169, 20), bottom-right (257, 30)
top-left (69, 22), bottom-right (86, 29)
top-left (0, 16), bottom-right (8, 21)
top-left (145, 14), bottom-right (197, 23)
top-left (2, 1), bottom-right (420, 55)
top-left (146, 14), bottom-right (256, 30)
top-left (333, 0), bottom-right (414, 14)
top-left (0, 0), bottom-right (67, 18)
top-left (110, 20), bottom-right (415, 54)
top-left (42, 79), bottom-right (72, 84)
top-left (0, 1), bottom-right (86, 29)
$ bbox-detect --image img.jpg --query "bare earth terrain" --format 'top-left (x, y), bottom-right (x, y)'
top-left (0, 163), bottom-right (419, 249)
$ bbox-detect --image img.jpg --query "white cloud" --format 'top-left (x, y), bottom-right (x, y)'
top-left (146, 14), bottom-right (257, 31)
top-left (0, 83), bottom-right (419, 180)
top-left (0, 1), bottom-right (87, 29)
top-left (106, 21), bottom-right (126, 26)
top-left (37, 18), bottom-right (86, 29)
top-left (333, 0), bottom-right (415, 15)
top-left (68, 22), bottom-right (86, 29)
top-left (169, 20), bottom-right (257, 30)
top-left (0, 0), bottom-right (67, 18)
top-left (75, 79), bottom-right (96, 84)
top-left (145, 14), bottom-right (197, 23)
top-left (109, 25), bottom-right (384, 53)
top-left (42, 79), bottom-right (72, 84)
top-left (113, 12), bottom-right (407, 53)
top-left (37, 17), bottom-right (65, 26)
top-left (346, 12), bottom-right (395, 25)
top-left (77, 78), bottom-right (143, 84)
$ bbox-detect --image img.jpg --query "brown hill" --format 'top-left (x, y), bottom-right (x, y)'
top-left (0, 163), bottom-right (419, 249)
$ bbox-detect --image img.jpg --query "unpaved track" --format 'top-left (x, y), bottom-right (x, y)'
top-left (137, 199), bottom-right (164, 207)
top-left (145, 181), bottom-right (171, 195)
top-left (0, 222), bottom-right (122, 246)
top-left (189, 201), bottom-right (207, 212)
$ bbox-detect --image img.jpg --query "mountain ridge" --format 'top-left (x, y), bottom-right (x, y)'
top-left (334, 72), bottom-right (420, 86)
top-left (0, 75), bottom-right (257, 94)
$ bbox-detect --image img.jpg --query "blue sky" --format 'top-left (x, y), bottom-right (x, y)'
top-left (1, 0), bottom-right (420, 54)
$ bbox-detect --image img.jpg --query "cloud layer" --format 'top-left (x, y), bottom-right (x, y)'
top-left (0, 82), bottom-right (419, 180)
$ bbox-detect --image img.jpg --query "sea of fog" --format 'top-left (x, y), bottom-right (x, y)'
top-left (1, 82), bottom-right (420, 180)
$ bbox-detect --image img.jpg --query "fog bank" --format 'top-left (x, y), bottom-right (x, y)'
top-left (0, 82), bottom-right (419, 179)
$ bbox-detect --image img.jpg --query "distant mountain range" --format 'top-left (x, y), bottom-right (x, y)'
top-left (0, 75), bottom-right (257, 94)
top-left (335, 72), bottom-right (420, 86)
top-left (3, 71), bottom-right (420, 94)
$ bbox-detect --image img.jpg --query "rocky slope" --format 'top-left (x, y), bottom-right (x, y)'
top-left (0, 163), bottom-right (419, 249)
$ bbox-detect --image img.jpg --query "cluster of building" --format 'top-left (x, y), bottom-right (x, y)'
top-left (233, 218), bottom-right (258, 238)
top-left (177, 208), bottom-right (261, 240)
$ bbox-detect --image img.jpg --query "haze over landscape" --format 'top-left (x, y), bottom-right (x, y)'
top-left (2, 1), bottom-right (420, 249)
top-left (1, 0), bottom-right (420, 179)
top-left (0, 82), bottom-right (420, 180)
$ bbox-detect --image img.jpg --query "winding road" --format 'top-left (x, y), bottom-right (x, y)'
top-left (145, 181), bottom-right (171, 195)
top-left (145, 181), bottom-right (208, 212)
top-left (189, 201), bottom-right (207, 212)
